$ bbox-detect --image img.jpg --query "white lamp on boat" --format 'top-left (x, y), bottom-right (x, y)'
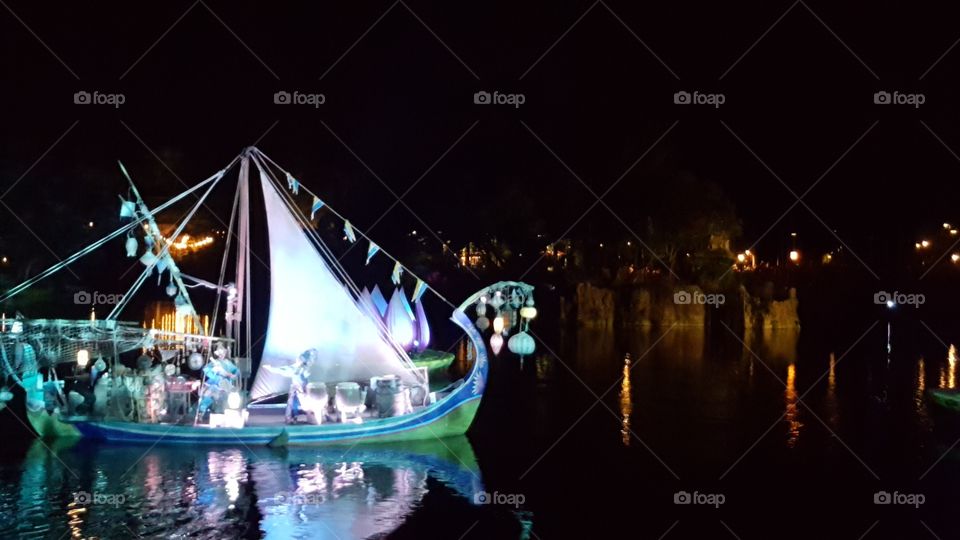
top-left (227, 391), bottom-right (242, 410)
top-left (76, 349), bottom-right (90, 369)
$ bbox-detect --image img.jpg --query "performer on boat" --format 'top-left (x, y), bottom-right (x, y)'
top-left (262, 349), bottom-right (317, 424)
top-left (197, 344), bottom-right (240, 417)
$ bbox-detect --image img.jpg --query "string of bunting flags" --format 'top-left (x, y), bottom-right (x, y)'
top-left (277, 168), bottom-right (443, 308)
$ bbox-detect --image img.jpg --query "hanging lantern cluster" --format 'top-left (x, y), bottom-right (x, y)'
top-left (476, 285), bottom-right (537, 359)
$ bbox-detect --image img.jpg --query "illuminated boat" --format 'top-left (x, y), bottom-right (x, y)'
top-left (1, 147), bottom-right (537, 446)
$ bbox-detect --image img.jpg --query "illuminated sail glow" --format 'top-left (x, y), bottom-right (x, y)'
top-left (385, 288), bottom-right (416, 352)
top-left (414, 300), bottom-right (430, 352)
top-left (251, 174), bottom-right (421, 400)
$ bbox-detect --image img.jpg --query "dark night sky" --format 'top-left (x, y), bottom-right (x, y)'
top-left (3, 1), bottom-right (960, 288)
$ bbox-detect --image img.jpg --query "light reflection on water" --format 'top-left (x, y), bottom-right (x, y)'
top-left (592, 324), bottom-right (954, 456)
top-left (939, 344), bottom-right (957, 390)
top-left (619, 355), bottom-right (632, 447)
top-left (784, 362), bottom-right (802, 449)
top-left (0, 437), bottom-right (487, 539)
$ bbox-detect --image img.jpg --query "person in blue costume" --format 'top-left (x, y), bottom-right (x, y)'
top-left (263, 349), bottom-right (317, 424)
top-left (198, 345), bottom-right (239, 418)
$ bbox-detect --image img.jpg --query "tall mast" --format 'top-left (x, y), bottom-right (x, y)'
top-left (231, 153), bottom-right (252, 362)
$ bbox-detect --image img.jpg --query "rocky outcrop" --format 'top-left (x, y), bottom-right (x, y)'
top-left (584, 285), bottom-right (708, 327)
top-left (625, 289), bottom-right (653, 327)
top-left (569, 282), bottom-right (797, 331)
top-left (576, 283), bottom-right (615, 327)
top-left (743, 287), bottom-right (800, 330)
top-left (653, 287), bottom-right (707, 327)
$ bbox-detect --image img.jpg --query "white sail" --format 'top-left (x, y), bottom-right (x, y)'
top-left (251, 174), bottom-right (420, 400)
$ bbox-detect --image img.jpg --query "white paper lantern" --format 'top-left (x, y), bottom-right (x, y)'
top-left (492, 316), bottom-right (505, 334)
top-left (165, 282), bottom-right (178, 297)
top-left (508, 332), bottom-right (535, 356)
top-left (475, 316), bottom-right (490, 331)
top-left (490, 333), bottom-right (504, 355)
top-left (188, 352), bottom-right (204, 370)
top-left (125, 236), bottom-right (138, 257)
top-left (139, 251), bottom-right (157, 268)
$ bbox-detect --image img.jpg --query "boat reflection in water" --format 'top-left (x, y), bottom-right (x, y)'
top-left (2, 436), bottom-right (484, 539)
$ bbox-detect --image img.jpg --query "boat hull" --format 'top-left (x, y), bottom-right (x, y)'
top-left (67, 395), bottom-right (480, 446)
top-left (928, 389), bottom-right (960, 413)
top-left (27, 309), bottom-right (489, 447)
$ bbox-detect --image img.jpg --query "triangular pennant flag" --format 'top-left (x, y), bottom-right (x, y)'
top-left (366, 241), bottom-right (380, 265)
top-left (343, 220), bottom-right (357, 243)
top-left (310, 196), bottom-right (324, 219)
top-left (411, 279), bottom-right (428, 304)
top-left (391, 261), bottom-right (403, 285)
top-left (285, 172), bottom-right (300, 195)
top-left (119, 200), bottom-right (136, 218)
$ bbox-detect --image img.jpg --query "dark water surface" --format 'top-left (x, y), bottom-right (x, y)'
top-left (3, 320), bottom-right (960, 539)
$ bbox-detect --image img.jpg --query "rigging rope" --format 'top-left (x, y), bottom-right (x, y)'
top-left (0, 163), bottom-right (238, 304)
top-left (106, 167), bottom-right (229, 321)
top-left (253, 148), bottom-right (458, 311)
